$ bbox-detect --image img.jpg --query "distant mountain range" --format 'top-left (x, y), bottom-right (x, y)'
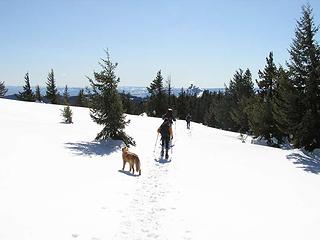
top-left (5, 85), bottom-right (224, 99)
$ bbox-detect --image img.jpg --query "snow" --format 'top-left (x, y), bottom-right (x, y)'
top-left (1, 98), bottom-right (320, 240)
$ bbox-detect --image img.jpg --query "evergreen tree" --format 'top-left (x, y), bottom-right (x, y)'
top-left (287, 4), bottom-right (320, 150)
top-left (229, 69), bottom-right (255, 101)
top-left (257, 52), bottom-right (278, 99)
top-left (197, 90), bottom-right (213, 123)
top-left (214, 90), bottom-right (234, 130)
top-left (17, 72), bottom-right (35, 102)
top-left (63, 85), bottom-right (70, 105)
top-left (76, 89), bottom-right (88, 107)
top-left (203, 101), bottom-right (216, 127)
top-left (61, 105), bottom-right (73, 124)
top-left (147, 70), bottom-right (167, 117)
top-left (176, 88), bottom-right (188, 119)
top-left (88, 50), bottom-right (135, 146)
top-left (0, 81), bottom-right (8, 97)
top-left (228, 69), bottom-right (255, 132)
top-left (272, 67), bottom-right (299, 138)
top-left (247, 52), bottom-right (279, 141)
top-left (35, 85), bottom-right (42, 102)
top-left (45, 69), bottom-right (59, 104)
top-left (246, 96), bottom-right (271, 139)
top-left (120, 91), bottom-right (134, 114)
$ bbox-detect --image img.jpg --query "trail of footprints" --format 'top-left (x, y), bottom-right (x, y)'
top-left (112, 152), bottom-right (195, 240)
top-left (73, 150), bottom-right (192, 239)
top-left (114, 159), bottom-right (170, 239)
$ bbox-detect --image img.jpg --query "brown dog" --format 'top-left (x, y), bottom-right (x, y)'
top-left (122, 147), bottom-right (141, 176)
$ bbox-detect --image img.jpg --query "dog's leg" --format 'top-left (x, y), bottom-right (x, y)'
top-left (122, 160), bottom-right (126, 171)
top-left (132, 163), bottom-right (135, 175)
top-left (129, 163), bottom-right (133, 174)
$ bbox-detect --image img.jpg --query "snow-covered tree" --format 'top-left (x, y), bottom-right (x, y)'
top-left (88, 50), bottom-right (135, 146)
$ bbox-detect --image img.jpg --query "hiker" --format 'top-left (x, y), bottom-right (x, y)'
top-left (162, 108), bottom-right (176, 124)
top-left (162, 108), bottom-right (176, 139)
top-left (186, 113), bottom-right (191, 129)
top-left (157, 118), bottom-right (172, 159)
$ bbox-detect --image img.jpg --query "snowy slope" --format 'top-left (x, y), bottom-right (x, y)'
top-left (0, 98), bottom-right (320, 240)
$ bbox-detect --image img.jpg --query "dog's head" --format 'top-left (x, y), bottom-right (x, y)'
top-left (122, 147), bottom-right (129, 153)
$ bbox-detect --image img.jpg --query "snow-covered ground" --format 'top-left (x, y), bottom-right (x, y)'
top-left (0, 98), bottom-right (320, 240)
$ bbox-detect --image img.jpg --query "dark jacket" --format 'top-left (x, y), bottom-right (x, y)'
top-left (162, 112), bottom-right (176, 124)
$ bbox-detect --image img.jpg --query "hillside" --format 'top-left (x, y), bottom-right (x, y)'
top-left (0, 98), bottom-right (320, 240)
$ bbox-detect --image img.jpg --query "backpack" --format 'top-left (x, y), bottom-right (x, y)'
top-left (159, 121), bottom-right (170, 138)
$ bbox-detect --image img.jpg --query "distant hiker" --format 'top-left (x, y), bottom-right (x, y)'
top-left (186, 113), bottom-right (191, 129)
top-left (162, 108), bottom-right (176, 139)
top-left (157, 118), bottom-right (172, 159)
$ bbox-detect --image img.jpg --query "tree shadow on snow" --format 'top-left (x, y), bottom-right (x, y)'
top-left (287, 150), bottom-right (320, 174)
top-left (65, 139), bottom-right (123, 157)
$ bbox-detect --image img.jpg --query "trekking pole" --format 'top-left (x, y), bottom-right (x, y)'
top-left (153, 132), bottom-right (159, 153)
top-left (171, 121), bottom-right (177, 155)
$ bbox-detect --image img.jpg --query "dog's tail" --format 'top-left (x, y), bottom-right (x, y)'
top-left (136, 159), bottom-right (141, 176)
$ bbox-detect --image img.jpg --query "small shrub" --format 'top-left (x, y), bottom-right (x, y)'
top-left (61, 105), bottom-right (73, 124)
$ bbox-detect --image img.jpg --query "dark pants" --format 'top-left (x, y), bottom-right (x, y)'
top-left (161, 136), bottom-right (170, 153)
top-left (187, 121), bottom-right (190, 129)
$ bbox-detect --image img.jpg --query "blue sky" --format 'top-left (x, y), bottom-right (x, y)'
top-left (1, 0), bottom-right (320, 88)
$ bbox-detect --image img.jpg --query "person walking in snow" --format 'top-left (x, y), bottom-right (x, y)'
top-left (162, 108), bottom-right (176, 124)
top-left (162, 108), bottom-right (176, 139)
top-left (186, 113), bottom-right (191, 129)
top-left (157, 118), bottom-right (172, 159)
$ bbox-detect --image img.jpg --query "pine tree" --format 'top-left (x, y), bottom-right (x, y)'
top-left (147, 70), bottom-right (167, 117)
top-left (203, 101), bottom-right (216, 127)
top-left (247, 52), bottom-right (279, 141)
top-left (61, 105), bottom-right (73, 124)
top-left (257, 52), bottom-right (278, 99)
top-left (177, 88), bottom-right (188, 119)
top-left (214, 90), bottom-right (234, 130)
top-left (35, 85), bottom-right (42, 102)
top-left (76, 89), bottom-right (87, 107)
top-left (45, 69), bottom-right (59, 104)
top-left (63, 85), bottom-right (70, 105)
top-left (120, 91), bottom-right (133, 114)
top-left (197, 90), bottom-right (213, 123)
top-left (272, 67), bottom-right (298, 138)
top-left (0, 81), bottom-right (8, 97)
top-left (287, 4), bottom-right (320, 150)
top-left (17, 72), bottom-right (35, 102)
top-left (88, 50), bottom-right (135, 146)
top-left (228, 69), bottom-right (255, 132)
